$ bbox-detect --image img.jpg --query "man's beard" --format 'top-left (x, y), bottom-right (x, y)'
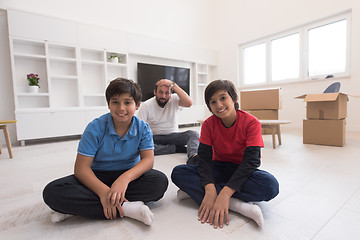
top-left (156, 97), bottom-right (169, 108)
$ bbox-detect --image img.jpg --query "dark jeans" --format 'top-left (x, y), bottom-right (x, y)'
top-left (153, 130), bottom-right (199, 158)
top-left (171, 163), bottom-right (279, 205)
top-left (43, 169), bottom-right (168, 219)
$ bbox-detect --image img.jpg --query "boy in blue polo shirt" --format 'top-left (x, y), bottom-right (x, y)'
top-left (43, 78), bottom-right (168, 225)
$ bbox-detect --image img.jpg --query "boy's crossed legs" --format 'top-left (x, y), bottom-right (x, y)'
top-left (172, 164), bottom-right (279, 227)
top-left (44, 169), bottom-right (168, 225)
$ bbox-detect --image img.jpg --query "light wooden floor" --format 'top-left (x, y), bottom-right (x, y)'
top-left (1, 127), bottom-right (360, 240)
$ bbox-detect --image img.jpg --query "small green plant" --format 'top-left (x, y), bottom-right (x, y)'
top-left (27, 73), bottom-right (40, 87)
top-left (108, 55), bottom-right (121, 63)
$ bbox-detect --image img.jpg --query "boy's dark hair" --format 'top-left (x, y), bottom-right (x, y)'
top-left (204, 79), bottom-right (239, 112)
top-left (105, 78), bottom-right (142, 105)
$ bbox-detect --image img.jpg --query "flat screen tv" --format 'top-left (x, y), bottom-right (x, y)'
top-left (137, 62), bottom-right (190, 101)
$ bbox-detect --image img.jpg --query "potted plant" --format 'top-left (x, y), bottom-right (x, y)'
top-left (108, 55), bottom-right (121, 63)
top-left (27, 73), bottom-right (40, 93)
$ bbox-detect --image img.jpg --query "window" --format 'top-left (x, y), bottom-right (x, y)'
top-left (239, 11), bottom-right (350, 87)
top-left (308, 19), bottom-right (347, 77)
top-left (243, 43), bottom-right (266, 84)
top-left (271, 33), bottom-right (300, 81)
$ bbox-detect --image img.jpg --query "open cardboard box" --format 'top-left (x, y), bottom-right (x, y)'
top-left (296, 92), bottom-right (350, 147)
top-left (296, 92), bottom-right (348, 120)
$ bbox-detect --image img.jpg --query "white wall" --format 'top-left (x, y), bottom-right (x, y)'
top-left (213, 0), bottom-right (360, 132)
top-left (0, 0), bottom-right (217, 50)
top-left (0, 0), bottom-right (217, 146)
top-left (1, 0), bottom-right (360, 148)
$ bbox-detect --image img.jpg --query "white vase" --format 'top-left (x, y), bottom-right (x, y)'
top-left (28, 86), bottom-right (39, 93)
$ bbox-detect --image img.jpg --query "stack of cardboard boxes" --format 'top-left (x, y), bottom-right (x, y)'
top-left (240, 88), bottom-right (281, 135)
top-left (297, 92), bottom-right (348, 147)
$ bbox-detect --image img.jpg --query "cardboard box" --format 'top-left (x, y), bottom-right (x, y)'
top-left (245, 109), bottom-right (279, 135)
top-left (303, 119), bottom-right (345, 147)
top-left (240, 88), bottom-right (281, 110)
top-left (296, 93), bottom-right (348, 120)
top-left (245, 109), bottom-right (279, 120)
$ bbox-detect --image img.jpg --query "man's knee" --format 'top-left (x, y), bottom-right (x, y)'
top-left (186, 130), bottom-right (199, 139)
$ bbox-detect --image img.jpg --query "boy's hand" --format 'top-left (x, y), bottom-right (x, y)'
top-left (100, 191), bottom-right (119, 220)
top-left (108, 175), bottom-right (130, 209)
top-left (208, 193), bottom-right (230, 228)
top-left (208, 187), bottom-right (235, 228)
top-left (198, 184), bottom-right (217, 223)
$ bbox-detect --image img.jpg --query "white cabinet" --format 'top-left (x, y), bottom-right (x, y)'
top-left (195, 63), bottom-right (216, 105)
top-left (48, 44), bottom-right (79, 108)
top-left (80, 48), bottom-right (128, 108)
top-left (6, 10), bottom-right (217, 143)
top-left (9, 37), bottom-right (128, 142)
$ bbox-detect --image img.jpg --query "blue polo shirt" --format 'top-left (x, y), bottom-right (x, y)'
top-left (78, 113), bottom-right (154, 171)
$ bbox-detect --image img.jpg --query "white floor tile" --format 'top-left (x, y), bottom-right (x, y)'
top-left (313, 209), bottom-right (360, 240)
top-left (0, 128), bottom-right (360, 239)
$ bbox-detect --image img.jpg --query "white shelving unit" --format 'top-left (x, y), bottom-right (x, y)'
top-left (6, 10), bottom-right (217, 144)
top-left (195, 63), bottom-right (216, 105)
top-left (9, 37), bottom-right (128, 143)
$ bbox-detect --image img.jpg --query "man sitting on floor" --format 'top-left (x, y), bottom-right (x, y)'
top-left (136, 79), bottom-right (199, 165)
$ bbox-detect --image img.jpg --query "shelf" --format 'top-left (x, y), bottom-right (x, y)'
top-left (197, 72), bottom-right (208, 75)
top-left (50, 77), bottom-right (80, 108)
top-left (197, 74), bottom-right (208, 84)
top-left (49, 57), bottom-right (77, 62)
top-left (106, 62), bottom-right (127, 67)
top-left (18, 95), bottom-right (50, 109)
top-left (13, 39), bottom-right (45, 56)
top-left (15, 107), bottom-right (82, 113)
top-left (81, 60), bottom-right (105, 65)
top-left (49, 60), bottom-right (78, 76)
top-left (196, 63), bottom-right (208, 73)
top-left (106, 52), bottom-right (127, 64)
top-left (14, 54), bottom-right (46, 60)
top-left (50, 75), bottom-right (78, 80)
top-left (48, 44), bottom-right (76, 59)
top-left (13, 57), bottom-right (49, 94)
top-left (81, 63), bottom-right (106, 95)
top-left (106, 64), bottom-right (128, 81)
top-left (17, 92), bottom-right (49, 96)
top-left (81, 48), bottom-right (104, 62)
top-left (195, 63), bottom-right (217, 105)
top-left (84, 95), bottom-right (107, 107)
top-left (10, 38), bottom-right (129, 141)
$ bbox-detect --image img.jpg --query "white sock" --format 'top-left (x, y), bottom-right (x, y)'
top-left (229, 198), bottom-right (264, 227)
top-left (122, 201), bottom-right (154, 226)
top-left (177, 189), bottom-right (191, 200)
top-left (50, 211), bottom-right (73, 223)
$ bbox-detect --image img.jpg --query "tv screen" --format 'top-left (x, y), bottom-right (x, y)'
top-left (137, 62), bottom-right (190, 101)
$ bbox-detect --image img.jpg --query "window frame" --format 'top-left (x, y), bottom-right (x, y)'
top-left (238, 11), bottom-right (351, 88)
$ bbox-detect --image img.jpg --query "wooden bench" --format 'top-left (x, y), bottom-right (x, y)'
top-left (259, 120), bottom-right (291, 149)
top-left (0, 120), bottom-right (17, 159)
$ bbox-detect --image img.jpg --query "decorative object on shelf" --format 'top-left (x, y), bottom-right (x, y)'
top-left (108, 55), bottom-right (121, 63)
top-left (27, 73), bottom-right (40, 93)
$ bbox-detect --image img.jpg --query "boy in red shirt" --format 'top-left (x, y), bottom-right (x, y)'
top-left (171, 80), bottom-right (279, 229)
